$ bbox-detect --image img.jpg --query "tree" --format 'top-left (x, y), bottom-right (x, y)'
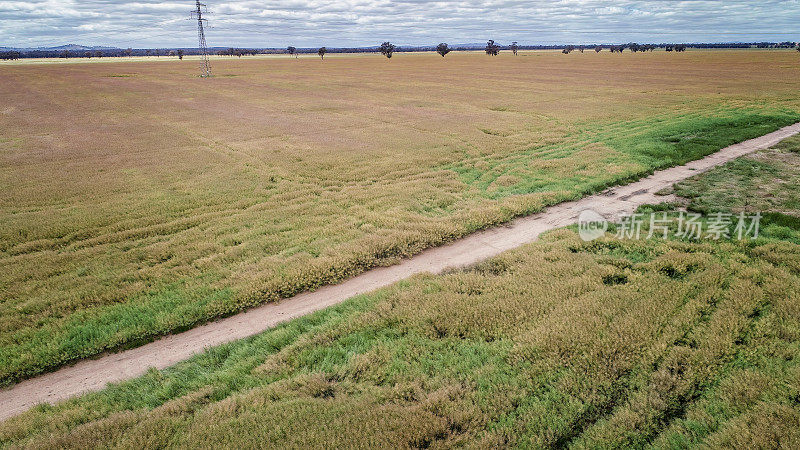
top-left (125, 48), bottom-right (133, 57)
top-left (562, 45), bottom-right (575, 54)
top-left (511, 41), bottom-right (519, 55)
top-left (595, 45), bottom-right (602, 53)
top-left (485, 40), bottom-right (500, 56)
top-left (578, 45), bottom-right (585, 53)
top-left (380, 42), bottom-right (395, 59)
top-left (436, 43), bottom-right (451, 57)
top-left (84, 51), bottom-right (92, 58)
top-left (0, 51), bottom-right (20, 60)
top-left (94, 50), bottom-right (103, 58)
top-left (177, 49), bottom-right (184, 60)
top-left (318, 47), bottom-right (327, 60)
top-left (287, 46), bottom-right (297, 58)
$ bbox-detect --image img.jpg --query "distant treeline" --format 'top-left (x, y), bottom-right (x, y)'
top-left (3, 41), bottom-right (798, 59)
top-left (0, 51), bottom-right (21, 60)
top-left (1, 48), bottom-right (190, 59)
top-left (267, 42), bottom-right (799, 54)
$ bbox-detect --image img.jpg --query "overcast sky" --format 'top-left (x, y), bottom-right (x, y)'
top-left (1, 1), bottom-right (798, 49)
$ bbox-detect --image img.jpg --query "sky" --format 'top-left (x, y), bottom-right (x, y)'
top-left (0, 0), bottom-right (798, 49)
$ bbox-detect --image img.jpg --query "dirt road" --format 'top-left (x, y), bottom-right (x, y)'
top-left (2, 122), bottom-right (799, 422)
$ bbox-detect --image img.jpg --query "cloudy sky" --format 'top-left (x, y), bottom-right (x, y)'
top-left (1, 0), bottom-right (798, 49)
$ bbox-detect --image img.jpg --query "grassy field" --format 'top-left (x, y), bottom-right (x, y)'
top-left (3, 137), bottom-right (800, 448)
top-left (2, 50), bottom-right (800, 385)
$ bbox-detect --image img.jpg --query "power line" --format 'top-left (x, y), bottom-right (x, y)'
top-left (191, 1), bottom-right (212, 77)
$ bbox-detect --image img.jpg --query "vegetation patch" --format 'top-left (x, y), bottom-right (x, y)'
top-left (612, 110), bottom-right (800, 168)
top-left (602, 273), bottom-right (629, 285)
top-left (449, 108), bottom-right (800, 200)
top-left (674, 135), bottom-right (800, 216)
top-left (478, 128), bottom-right (510, 137)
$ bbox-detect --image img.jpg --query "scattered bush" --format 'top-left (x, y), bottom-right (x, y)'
top-left (485, 40), bottom-right (500, 56)
top-left (380, 42), bottom-right (395, 59)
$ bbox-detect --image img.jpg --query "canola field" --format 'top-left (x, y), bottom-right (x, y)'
top-left (1, 50), bottom-right (799, 384)
top-left (3, 136), bottom-right (800, 448)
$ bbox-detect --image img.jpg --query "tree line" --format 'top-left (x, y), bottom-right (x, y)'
top-left (272, 41), bottom-right (800, 57)
top-left (216, 48), bottom-right (261, 57)
top-left (281, 40), bottom-right (714, 60)
top-left (0, 51), bottom-right (21, 60)
top-left (3, 41), bottom-right (798, 60)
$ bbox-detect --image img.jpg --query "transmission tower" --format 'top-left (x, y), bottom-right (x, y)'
top-left (191, 0), bottom-right (212, 77)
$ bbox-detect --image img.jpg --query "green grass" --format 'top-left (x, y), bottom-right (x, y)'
top-left (612, 111), bottom-right (799, 168)
top-left (448, 109), bottom-right (800, 200)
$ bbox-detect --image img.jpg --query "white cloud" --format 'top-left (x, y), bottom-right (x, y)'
top-left (0, 0), bottom-right (797, 48)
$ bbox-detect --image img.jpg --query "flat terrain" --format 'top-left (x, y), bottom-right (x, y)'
top-left (1, 121), bottom-right (797, 422)
top-left (2, 50), bottom-right (800, 385)
top-left (3, 137), bottom-right (800, 448)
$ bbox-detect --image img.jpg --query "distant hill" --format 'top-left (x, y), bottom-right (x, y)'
top-left (0, 44), bottom-right (120, 52)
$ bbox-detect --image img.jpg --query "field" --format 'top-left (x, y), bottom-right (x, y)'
top-left (2, 50), bottom-right (800, 385)
top-left (3, 137), bottom-right (800, 448)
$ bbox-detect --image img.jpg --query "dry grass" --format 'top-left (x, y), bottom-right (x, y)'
top-left (2, 50), bottom-right (800, 384)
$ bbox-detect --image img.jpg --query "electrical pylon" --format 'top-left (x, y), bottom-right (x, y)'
top-left (192, 0), bottom-right (212, 77)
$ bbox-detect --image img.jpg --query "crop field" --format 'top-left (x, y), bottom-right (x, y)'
top-left (2, 50), bottom-right (800, 385)
top-left (3, 137), bottom-right (800, 448)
